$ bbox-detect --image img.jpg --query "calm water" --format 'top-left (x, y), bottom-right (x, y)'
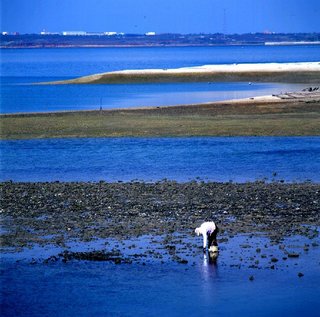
top-left (1, 137), bottom-right (320, 182)
top-left (1, 45), bottom-right (320, 113)
top-left (2, 234), bottom-right (320, 317)
top-left (1, 46), bottom-right (320, 316)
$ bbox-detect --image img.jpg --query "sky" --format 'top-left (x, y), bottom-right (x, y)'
top-left (1, 0), bottom-right (320, 34)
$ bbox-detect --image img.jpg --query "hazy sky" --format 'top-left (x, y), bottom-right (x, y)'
top-left (1, 0), bottom-right (320, 34)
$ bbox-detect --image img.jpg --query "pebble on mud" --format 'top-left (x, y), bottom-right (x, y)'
top-left (1, 181), bottom-right (319, 266)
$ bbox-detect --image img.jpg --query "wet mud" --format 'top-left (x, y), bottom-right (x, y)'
top-left (1, 181), bottom-right (319, 267)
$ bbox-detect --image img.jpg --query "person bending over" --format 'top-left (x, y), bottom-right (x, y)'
top-left (195, 221), bottom-right (219, 252)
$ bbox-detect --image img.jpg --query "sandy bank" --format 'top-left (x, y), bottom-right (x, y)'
top-left (39, 62), bottom-right (320, 85)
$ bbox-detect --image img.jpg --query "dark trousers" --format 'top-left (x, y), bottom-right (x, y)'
top-left (208, 225), bottom-right (219, 247)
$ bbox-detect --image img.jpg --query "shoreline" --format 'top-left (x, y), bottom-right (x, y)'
top-left (2, 42), bottom-right (320, 50)
top-left (0, 93), bottom-right (297, 116)
top-left (1, 92), bottom-right (319, 117)
top-left (40, 62), bottom-right (320, 85)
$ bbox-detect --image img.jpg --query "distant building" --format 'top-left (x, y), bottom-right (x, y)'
top-left (104, 32), bottom-right (118, 36)
top-left (145, 32), bottom-right (156, 36)
top-left (40, 30), bottom-right (59, 35)
top-left (2, 32), bottom-right (8, 35)
top-left (62, 31), bottom-right (86, 36)
top-left (86, 32), bottom-right (105, 36)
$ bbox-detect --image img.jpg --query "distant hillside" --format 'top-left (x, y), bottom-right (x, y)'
top-left (1, 33), bottom-right (320, 48)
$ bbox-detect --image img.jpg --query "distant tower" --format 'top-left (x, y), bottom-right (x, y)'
top-left (223, 9), bottom-right (227, 35)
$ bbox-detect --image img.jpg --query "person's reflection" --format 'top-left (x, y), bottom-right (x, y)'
top-left (201, 250), bottom-right (219, 285)
top-left (203, 250), bottom-right (219, 266)
top-left (208, 250), bottom-right (219, 264)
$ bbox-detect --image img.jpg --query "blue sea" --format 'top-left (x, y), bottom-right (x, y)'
top-left (1, 45), bottom-right (320, 317)
top-left (1, 45), bottom-right (320, 113)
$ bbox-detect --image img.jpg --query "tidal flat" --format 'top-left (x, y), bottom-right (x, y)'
top-left (1, 181), bottom-right (320, 316)
top-left (1, 181), bottom-right (319, 262)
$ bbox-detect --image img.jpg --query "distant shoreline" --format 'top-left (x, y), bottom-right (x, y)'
top-left (2, 42), bottom-right (320, 49)
top-left (1, 32), bottom-right (320, 49)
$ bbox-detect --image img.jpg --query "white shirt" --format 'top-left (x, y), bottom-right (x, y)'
top-left (195, 221), bottom-right (217, 248)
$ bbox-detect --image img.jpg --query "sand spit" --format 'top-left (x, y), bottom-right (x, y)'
top-left (39, 62), bottom-right (320, 85)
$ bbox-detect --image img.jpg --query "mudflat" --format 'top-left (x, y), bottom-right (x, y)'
top-left (1, 181), bottom-right (319, 265)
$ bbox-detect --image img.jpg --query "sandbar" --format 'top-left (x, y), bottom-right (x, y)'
top-left (40, 62), bottom-right (320, 85)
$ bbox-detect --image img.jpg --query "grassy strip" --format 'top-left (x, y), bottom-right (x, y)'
top-left (44, 70), bottom-right (320, 85)
top-left (1, 100), bottom-right (319, 139)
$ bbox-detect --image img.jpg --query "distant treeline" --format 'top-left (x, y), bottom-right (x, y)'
top-left (1, 33), bottom-right (320, 48)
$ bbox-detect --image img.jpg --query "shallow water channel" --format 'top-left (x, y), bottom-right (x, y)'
top-left (1, 137), bottom-right (320, 182)
top-left (1, 232), bottom-right (319, 316)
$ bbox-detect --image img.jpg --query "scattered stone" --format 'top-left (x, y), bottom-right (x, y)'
top-left (1, 181), bottom-right (319, 265)
top-left (56, 250), bottom-right (131, 264)
top-left (249, 275), bottom-right (254, 281)
top-left (176, 258), bottom-right (188, 264)
top-left (298, 272), bottom-right (304, 277)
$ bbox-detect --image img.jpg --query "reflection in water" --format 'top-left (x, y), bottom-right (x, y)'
top-left (2, 233), bottom-right (320, 316)
top-left (202, 251), bottom-right (219, 280)
top-left (200, 251), bottom-right (219, 304)
top-left (208, 251), bottom-right (219, 264)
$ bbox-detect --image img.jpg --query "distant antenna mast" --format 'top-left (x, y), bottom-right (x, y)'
top-left (223, 9), bottom-right (227, 35)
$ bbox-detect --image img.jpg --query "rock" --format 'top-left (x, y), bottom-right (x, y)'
top-left (177, 258), bottom-right (188, 264)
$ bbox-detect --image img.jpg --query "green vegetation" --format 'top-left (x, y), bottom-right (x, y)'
top-left (1, 100), bottom-right (319, 139)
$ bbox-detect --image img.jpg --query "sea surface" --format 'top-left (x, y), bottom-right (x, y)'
top-left (1, 45), bottom-right (320, 317)
top-left (1, 45), bottom-right (320, 113)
